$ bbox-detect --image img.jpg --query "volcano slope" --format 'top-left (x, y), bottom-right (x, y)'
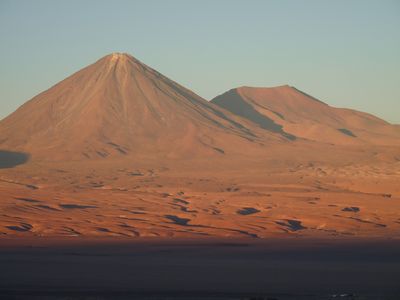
top-left (0, 54), bottom-right (399, 239)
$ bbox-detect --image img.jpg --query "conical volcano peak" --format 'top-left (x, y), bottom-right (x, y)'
top-left (101, 52), bottom-right (134, 66)
top-left (97, 52), bottom-right (159, 78)
top-left (92, 52), bottom-right (154, 81)
top-left (106, 52), bottom-right (132, 59)
top-left (109, 52), bottom-right (136, 62)
top-left (111, 52), bottom-right (130, 58)
top-left (94, 52), bottom-right (138, 68)
top-left (0, 52), bottom-right (272, 160)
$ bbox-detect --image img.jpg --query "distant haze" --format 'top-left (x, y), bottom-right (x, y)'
top-left (0, 0), bottom-right (399, 123)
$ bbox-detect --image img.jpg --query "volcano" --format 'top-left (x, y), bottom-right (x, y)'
top-left (211, 86), bottom-right (400, 146)
top-left (0, 53), bottom-right (279, 161)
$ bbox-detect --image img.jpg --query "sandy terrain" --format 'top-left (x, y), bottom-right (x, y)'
top-left (1, 147), bottom-right (399, 239)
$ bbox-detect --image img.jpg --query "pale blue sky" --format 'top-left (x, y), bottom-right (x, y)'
top-left (0, 0), bottom-right (399, 123)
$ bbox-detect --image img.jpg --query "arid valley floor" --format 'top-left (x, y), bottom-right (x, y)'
top-left (1, 152), bottom-right (400, 239)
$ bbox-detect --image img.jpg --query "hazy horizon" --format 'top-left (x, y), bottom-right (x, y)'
top-left (0, 0), bottom-right (399, 123)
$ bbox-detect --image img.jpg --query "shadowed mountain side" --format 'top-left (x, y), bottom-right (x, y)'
top-left (0, 150), bottom-right (29, 168)
top-left (211, 86), bottom-right (400, 146)
top-left (212, 89), bottom-right (296, 140)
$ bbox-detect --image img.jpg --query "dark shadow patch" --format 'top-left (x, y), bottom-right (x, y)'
top-left (59, 204), bottom-right (97, 209)
top-left (210, 208), bottom-right (221, 215)
top-left (276, 219), bottom-right (306, 231)
top-left (0, 150), bottom-right (29, 168)
top-left (165, 215), bottom-right (191, 226)
top-left (173, 198), bottom-right (189, 205)
top-left (129, 171), bottom-right (144, 176)
top-left (237, 207), bottom-right (261, 215)
top-left (14, 197), bottom-right (41, 203)
top-left (342, 207), bottom-right (360, 212)
top-left (89, 182), bottom-right (104, 188)
top-left (349, 217), bottom-right (386, 228)
top-left (119, 224), bottom-right (140, 237)
top-left (213, 147), bottom-right (225, 154)
top-left (271, 110), bottom-right (285, 120)
top-left (26, 184), bottom-right (38, 190)
top-left (63, 227), bottom-right (81, 235)
top-left (212, 90), bottom-right (296, 140)
top-left (96, 151), bottom-right (109, 158)
top-left (107, 142), bottom-right (128, 155)
top-left (338, 128), bottom-right (356, 137)
top-left (164, 215), bottom-right (259, 238)
top-left (96, 227), bottom-right (111, 232)
top-left (128, 211), bottom-right (146, 215)
top-left (6, 223), bottom-right (32, 232)
top-left (36, 205), bottom-right (60, 211)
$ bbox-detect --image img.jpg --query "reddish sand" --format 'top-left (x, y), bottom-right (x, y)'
top-left (1, 148), bottom-right (399, 239)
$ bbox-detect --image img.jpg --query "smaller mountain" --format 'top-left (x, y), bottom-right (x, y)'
top-left (211, 85), bottom-right (400, 145)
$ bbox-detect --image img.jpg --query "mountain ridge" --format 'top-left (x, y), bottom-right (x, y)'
top-left (211, 85), bottom-right (400, 145)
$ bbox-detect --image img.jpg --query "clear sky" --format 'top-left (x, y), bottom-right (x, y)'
top-left (1, 0), bottom-right (399, 123)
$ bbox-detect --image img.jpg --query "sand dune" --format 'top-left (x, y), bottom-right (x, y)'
top-left (1, 157), bottom-right (399, 238)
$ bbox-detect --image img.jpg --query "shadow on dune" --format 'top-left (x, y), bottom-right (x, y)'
top-left (338, 128), bottom-right (357, 137)
top-left (237, 207), bottom-right (260, 215)
top-left (0, 150), bottom-right (29, 168)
